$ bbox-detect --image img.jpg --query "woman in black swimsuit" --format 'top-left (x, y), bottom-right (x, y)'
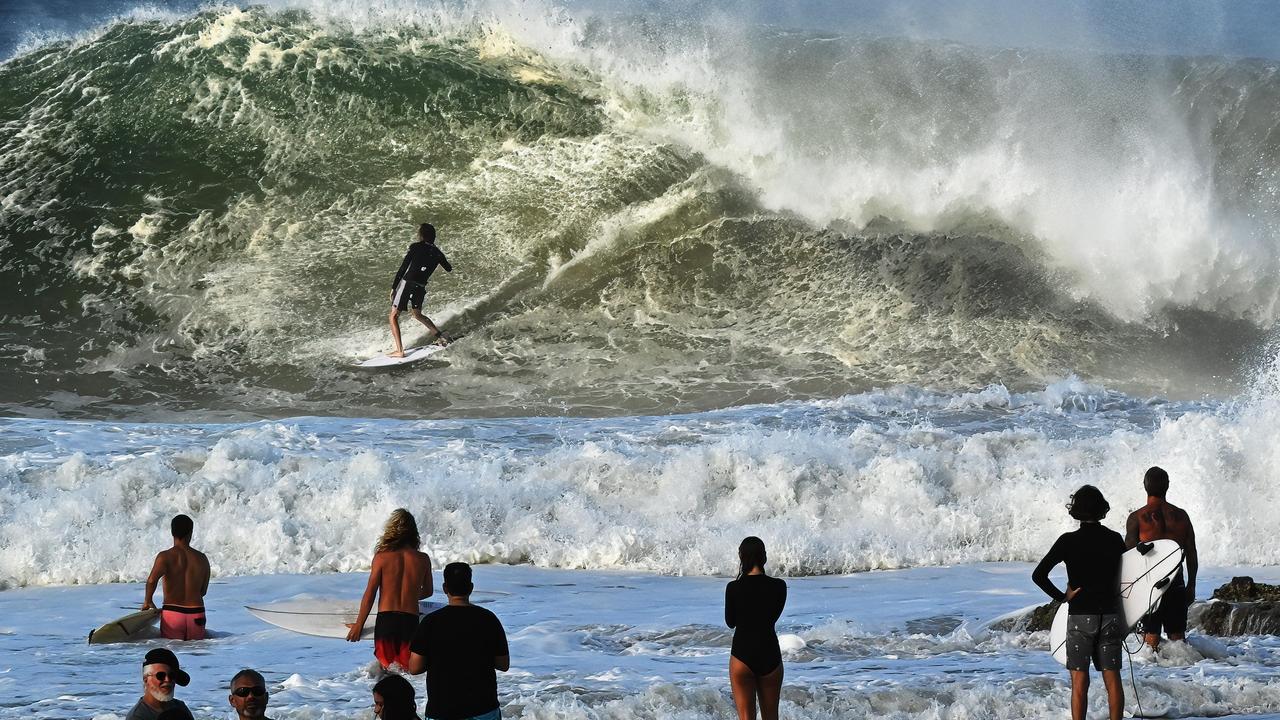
top-left (725, 536), bottom-right (787, 720)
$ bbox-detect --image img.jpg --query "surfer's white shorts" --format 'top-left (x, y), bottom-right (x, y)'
top-left (1065, 613), bottom-right (1123, 671)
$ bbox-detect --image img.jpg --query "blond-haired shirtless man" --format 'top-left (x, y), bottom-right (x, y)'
top-left (346, 508), bottom-right (434, 668)
top-left (143, 514), bottom-right (211, 640)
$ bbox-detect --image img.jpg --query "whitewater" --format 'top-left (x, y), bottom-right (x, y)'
top-left (1, 0), bottom-right (1280, 718)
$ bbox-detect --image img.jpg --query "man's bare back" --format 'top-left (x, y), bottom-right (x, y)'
top-left (1126, 495), bottom-right (1199, 626)
top-left (144, 545), bottom-right (211, 609)
top-left (374, 548), bottom-right (434, 613)
top-left (346, 547), bottom-right (433, 643)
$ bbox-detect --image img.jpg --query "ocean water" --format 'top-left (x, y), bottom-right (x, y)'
top-left (2, 0), bottom-right (1279, 718)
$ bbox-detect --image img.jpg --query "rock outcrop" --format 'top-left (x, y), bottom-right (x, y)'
top-left (1195, 577), bottom-right (1280, 636)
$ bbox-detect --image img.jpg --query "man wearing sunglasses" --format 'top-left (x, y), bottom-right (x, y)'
top-left (228, 668), bottom-right (274, 720)
top-left (125, 648), bottom-right (194, 720)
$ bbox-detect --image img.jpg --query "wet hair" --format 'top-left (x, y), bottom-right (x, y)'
top-left (1068, 485), bottom-right (1110, 522)
top-left (737, 536), bottom-right (767, 579)
top-left (229, 668), bottom-right (265, 689)
top-left (443, 562), bottom-right (474, 596)
top-left (373, 673), bottom-right (417, 719)
top-left (374, 509), bottom-right (421, 553)
top-left (1144, 466), bottom-right (1170, 498)
top-left (171, 514), bottom-right (193, 540)
top-left (418, 223), bottom-right (436, 243)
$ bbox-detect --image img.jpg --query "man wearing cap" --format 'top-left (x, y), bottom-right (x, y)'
top-left (125, 648), bottom-right (194, 720)
top-left (228, 668), bottom-right (273, 720)
top-left (408, 562), bottom-right (509, 720)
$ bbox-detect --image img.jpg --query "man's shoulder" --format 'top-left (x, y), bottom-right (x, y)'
top-left (433, 603), bottom-right (501, 622)
top-left (124, 698), bottom-right (154, 720)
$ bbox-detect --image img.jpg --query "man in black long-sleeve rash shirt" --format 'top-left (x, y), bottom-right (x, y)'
top-left (388, 223), bottom-right (453, 357)
top-left (1032, 484), bottom-right (1127, 720)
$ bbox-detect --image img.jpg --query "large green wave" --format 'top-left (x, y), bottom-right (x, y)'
top-left (0, 7), bottom-right (1266, 419)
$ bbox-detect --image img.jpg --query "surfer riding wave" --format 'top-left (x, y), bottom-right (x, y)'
top-left (388, 223), bottom-right (452, 358)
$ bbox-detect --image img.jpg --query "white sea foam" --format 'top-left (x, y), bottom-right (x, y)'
top-left (1, 378), bottom-right (1278, 589)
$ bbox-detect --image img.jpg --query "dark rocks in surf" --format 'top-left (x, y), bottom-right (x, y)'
top-left (1210, 576), bottom-right (1280, 602)
top-left (1194, 577), bottom-right (1280, 636)
top-left (988, 600), bottom-right (1060, 632)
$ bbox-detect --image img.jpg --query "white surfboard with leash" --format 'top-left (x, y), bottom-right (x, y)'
top-left (246, 598), bottom-right (445, 639)
top-left (1049, 539), bottom-right (1185, 665)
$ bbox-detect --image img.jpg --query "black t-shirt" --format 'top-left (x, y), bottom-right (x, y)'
top-left (392, 241), bottom-right (452, 288)
top-left (410, 604), bottom-right (508, 720)
top-left (1032, 522), bottom-right (1126, 614)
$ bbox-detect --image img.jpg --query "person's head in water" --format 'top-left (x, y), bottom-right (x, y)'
top-left (171, 514), bottom-right (193, 541)
top-left (418, 223), bottom-right (436, 244)
top-left (1068, 485), bottom-right (1110, 522)
top-left (443, 561), bottom-right (474, 598)
top-left (228, 668), bottom-right (269, 720)
top-left (1144, 466), bottom-right (1170, 498)
top-left (372, 673), bottom-right (417, 719)
top-left (737, 536), bottom-right (767, 579)
top-left (374, 508), bottom-right (421, 553)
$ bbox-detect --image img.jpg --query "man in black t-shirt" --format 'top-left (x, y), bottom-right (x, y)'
top-left (408, 562), bottom-right (509, 720)
top-left (1032, 484), bottom-right (1127, 720)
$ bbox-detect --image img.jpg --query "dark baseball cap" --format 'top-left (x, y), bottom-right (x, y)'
top-left (443, 562), bottom-right (473, 595)
top-left (143, 648), bottom-right (191, 686)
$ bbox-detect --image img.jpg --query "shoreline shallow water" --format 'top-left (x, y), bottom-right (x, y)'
top-left (3, 563), bottom-right (1280, 719)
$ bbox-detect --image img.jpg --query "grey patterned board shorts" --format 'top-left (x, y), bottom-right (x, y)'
top-left (1066, 613), bottom-right (1125, 671)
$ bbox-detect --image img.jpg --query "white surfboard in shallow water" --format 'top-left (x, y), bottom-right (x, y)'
top-left (246, 598), bottom-right (445, 639)
top-left (87, 608), bottom-right (160, 644)
top-left (1049, 539), bottom-right (1185, 666)
top-left (355, 344), bottom-right (448, 368)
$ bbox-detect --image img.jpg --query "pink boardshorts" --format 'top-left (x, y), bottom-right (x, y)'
top-left (161, 605), bottom-right (207, 640)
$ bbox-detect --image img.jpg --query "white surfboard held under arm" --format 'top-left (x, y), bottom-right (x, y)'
top-left (1049, 539), bottom-right (1185, 666)
top-left (246, 598), bottom-right (445, 639)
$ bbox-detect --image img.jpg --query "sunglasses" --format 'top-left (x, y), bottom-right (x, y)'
top-left (232, 686), bottom-right (268, 698)
top-left (147, 671), bottom-right (175, 684)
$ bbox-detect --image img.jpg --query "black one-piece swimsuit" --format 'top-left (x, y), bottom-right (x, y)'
top-left (725, 574), bottom-right (788, 675)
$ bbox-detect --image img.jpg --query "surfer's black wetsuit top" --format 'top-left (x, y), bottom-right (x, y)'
top-left (1032, 522), bottom-right (1126, 615)
top-left (725, 574), bottom-right (787, 675)
top-left (391, 241), bottom-right (451, 289)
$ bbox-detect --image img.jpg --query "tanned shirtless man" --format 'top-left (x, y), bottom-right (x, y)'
top-left (346, 508), bottom-right (434, 669)
top-left (1125, 466), bottom-right (1199, 650)
top-left (143, 514), bottom-right (211, 640)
